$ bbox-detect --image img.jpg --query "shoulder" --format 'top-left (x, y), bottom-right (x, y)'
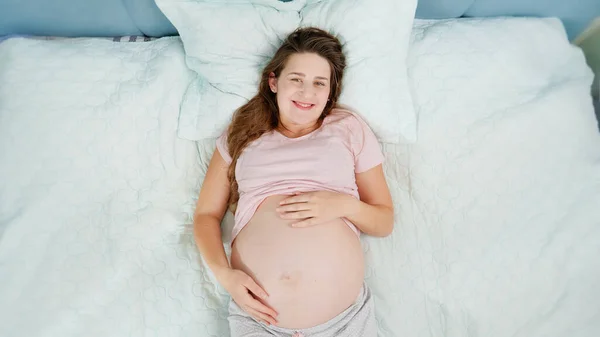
top-left (324, 107), bottom-right (373, 136)
top-left (324, 107), bottom-right (365, 128)
top-left (216, 129), bottom-right (232, 164)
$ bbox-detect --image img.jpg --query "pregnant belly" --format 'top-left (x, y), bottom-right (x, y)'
top-left (230, 194), bottom-right (365, 329)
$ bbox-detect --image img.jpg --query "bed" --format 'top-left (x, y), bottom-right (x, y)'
top-left (1, 1), bottom-right (599, 337)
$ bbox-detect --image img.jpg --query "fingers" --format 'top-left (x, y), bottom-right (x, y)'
top-left (279, 193), bottom-right (311, 205)
top-left (276, 203), bottom-right (311, 213)
top-left (243, 276), bottom-right (269, 300)
top-left (281, 210), bottom-right (312, 219)
top-left (245, 295), bottom-right (279, 319)
top-left (291, 218), bottom-right (317, 228)
top-left (244, 305), bottom-right (278, 326)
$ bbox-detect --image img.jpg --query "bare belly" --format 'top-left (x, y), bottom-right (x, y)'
top-left (230, 194), bottom-right (365, 329)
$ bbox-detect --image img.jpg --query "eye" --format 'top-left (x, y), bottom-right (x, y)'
top-left (291, 78), bottom-right (302, 83)
top-left (315, 82), bottom-right (326, 87)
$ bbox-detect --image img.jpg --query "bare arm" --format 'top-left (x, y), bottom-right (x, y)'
top-left (192, 149), bottom-right (232, 281)
top-left (277, 164), bottom-right (394, 237)
top-left (194, 149), bottom-right (278, 324)
top-left (344, 164), bottom-right (394, 237)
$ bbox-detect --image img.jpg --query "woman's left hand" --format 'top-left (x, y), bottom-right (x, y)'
top-left (276, 191), bottom-right (354, 227)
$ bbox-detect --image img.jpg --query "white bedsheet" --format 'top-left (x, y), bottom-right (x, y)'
top-left (0, 37), bottom-right (215, 336)
top-left (1, 19), bottom-right (600, 337)
top-left (368, 18), bottom-right (600, 337)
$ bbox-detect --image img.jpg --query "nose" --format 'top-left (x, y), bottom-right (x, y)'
top-left (300, 82), bottom-right (316, 97)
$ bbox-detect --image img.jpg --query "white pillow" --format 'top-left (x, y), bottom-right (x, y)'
top-left (156, 0), bottom-right (418, 144)
top-left (407, 17), bottom-right (595, 137)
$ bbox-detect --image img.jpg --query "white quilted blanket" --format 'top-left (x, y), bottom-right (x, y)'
top-left (371, 18), bottom-right (600, 337)
top-left (1, 18), bottom-right (600, 337)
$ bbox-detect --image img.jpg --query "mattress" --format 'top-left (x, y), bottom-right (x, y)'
top-left (1, 18), bottom-right (600, 337)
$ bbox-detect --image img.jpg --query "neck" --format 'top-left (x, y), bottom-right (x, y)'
top-left (277, 121), bottom-right (320, 138)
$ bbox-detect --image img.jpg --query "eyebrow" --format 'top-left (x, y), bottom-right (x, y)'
top-left (287, 72), bottom-right (329, 81)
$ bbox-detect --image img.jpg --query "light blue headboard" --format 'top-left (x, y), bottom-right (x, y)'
top-left (416, 0), bottom-right (600, 41)
top-left (0, 0), bottom-right (598, 40)
top-left (0, 0), bottom-right (177, 37)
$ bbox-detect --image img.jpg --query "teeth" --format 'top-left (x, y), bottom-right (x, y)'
top-left (296, 102), bottom-right (311, 108)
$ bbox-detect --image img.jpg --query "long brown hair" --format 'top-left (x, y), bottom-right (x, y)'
top-left (226, 27), bottom-right (346, 209)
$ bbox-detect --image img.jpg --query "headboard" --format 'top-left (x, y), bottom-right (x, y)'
top-left (417, 0), bottom-right (600, 41)
top-left (0, 0), bottom-right (598, 41)
top-left (0, 0), bottom-right (177, 38)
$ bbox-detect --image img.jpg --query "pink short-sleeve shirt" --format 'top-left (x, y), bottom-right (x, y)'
top-left (216, 108), bottom-right (384, 240)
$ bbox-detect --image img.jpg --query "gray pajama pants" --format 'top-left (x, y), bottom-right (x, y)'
top-left (228, 282), bottom-right (377, 337)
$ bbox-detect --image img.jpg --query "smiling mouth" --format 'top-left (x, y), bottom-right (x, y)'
top-left (293, 100), bottom-right (315, 110)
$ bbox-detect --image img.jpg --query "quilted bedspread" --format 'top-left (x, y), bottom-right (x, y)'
top-left (1, 18), bottom-right (600, 337)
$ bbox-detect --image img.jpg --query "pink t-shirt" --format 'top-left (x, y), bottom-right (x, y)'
top-left (216, 108), bottom-right (385, 241)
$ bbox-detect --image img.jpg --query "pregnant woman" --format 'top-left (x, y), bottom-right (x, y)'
top-left (193, 27), bottom-right (394, 337)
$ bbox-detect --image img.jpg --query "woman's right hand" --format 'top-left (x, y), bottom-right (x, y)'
top-left (218, 268), bottom-right (279, 325)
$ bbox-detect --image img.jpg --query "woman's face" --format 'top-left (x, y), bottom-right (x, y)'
top-left (269, 52), bottom-right (331, 129)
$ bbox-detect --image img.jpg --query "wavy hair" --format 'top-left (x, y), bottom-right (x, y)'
top-left (225, 27), bottom-right (346, 209)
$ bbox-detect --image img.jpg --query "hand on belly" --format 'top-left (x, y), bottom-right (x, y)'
top-left (231, 195), bottom-right (365, 329)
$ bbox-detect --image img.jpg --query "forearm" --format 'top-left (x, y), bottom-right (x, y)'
top-left (193, 214), bottom-right (231, 280)
top-left (343, 196), bottom-right (394, 237)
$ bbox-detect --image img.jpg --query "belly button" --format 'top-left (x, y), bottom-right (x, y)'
top-left (280, 271), bottom-right (301, 283)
